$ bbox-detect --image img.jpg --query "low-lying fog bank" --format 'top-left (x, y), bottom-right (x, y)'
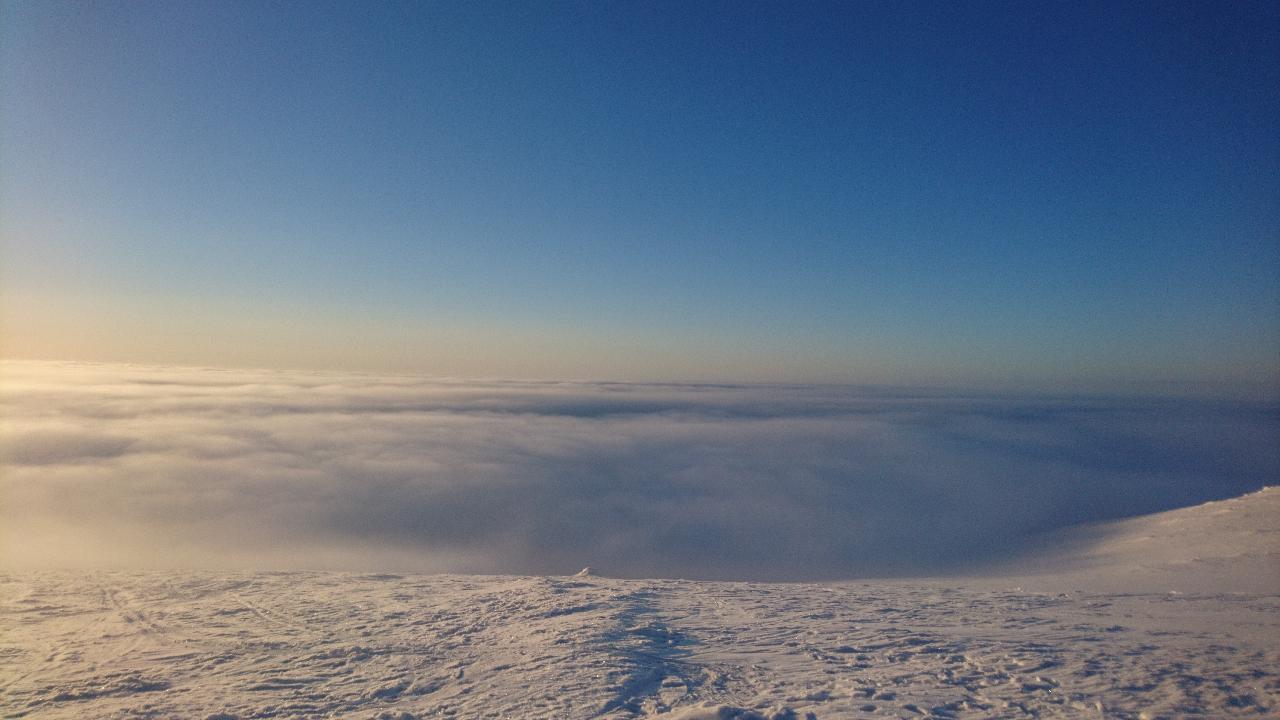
top-left (3, 360), bottom-right (1276, 580)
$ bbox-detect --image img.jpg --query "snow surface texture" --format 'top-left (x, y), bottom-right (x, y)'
top-left (3, 489), bottom-right (1277, 719)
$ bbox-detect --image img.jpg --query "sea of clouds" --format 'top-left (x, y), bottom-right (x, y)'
top-left (1, 360), bottom-right (1276, 580)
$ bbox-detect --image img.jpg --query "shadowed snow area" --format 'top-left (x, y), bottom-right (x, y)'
top-left (1, 489), bottom-right (1276, 718)
top-left (2, 360), bottom-right (1276, 580)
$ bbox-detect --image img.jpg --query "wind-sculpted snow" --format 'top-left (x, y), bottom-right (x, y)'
top-left (2, 360), bottom-right (1277, 579)
top-left (2, 457), bottom-right (1277, 717)
top-left (2, 571), bottom-right (1276, 718)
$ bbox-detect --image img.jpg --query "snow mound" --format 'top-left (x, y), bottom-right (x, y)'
top-left (997, 485), bottom-right (1280, 593)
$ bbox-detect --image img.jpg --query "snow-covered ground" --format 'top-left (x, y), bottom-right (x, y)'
top-left (2, 488), bottom-right (1276, 719)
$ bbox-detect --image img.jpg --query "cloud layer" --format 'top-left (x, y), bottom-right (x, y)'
top-left (2, 361), bottom-right (1276, 580)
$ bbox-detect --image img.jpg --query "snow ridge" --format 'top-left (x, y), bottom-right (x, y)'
top-left (2, 489), bottom-right (1277, 718)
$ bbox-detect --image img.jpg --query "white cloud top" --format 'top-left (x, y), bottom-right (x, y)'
top-left (2, 361), bottom-right (1274, 579)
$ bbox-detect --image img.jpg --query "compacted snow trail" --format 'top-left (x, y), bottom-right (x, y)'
top-left (2, 489), bottom-right (1277, 719)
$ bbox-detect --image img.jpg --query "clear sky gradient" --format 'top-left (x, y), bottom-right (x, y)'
top-left (3, 1), bottom-right (1277, 393)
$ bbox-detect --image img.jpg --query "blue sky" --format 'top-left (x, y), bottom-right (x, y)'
top-left (2, 1), bottom-right (1277, 393)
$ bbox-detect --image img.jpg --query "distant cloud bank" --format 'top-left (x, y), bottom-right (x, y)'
top-left (2, 361), bottom-right (1275, 579)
